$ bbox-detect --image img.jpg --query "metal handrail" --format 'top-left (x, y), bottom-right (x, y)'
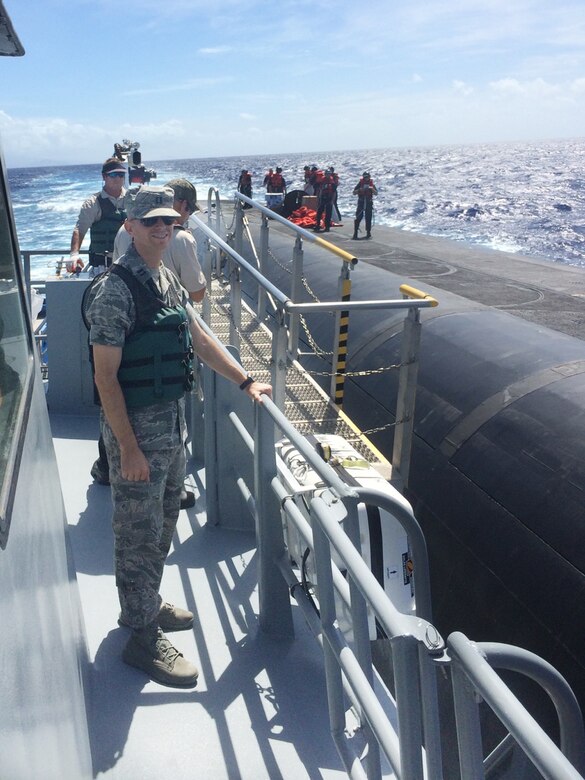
top-left (449, 632), bottom-right (585, 778)
top-left (199, 336), bottom-right (585, 777)
top-left (20, 248), bottom-right (89, 301)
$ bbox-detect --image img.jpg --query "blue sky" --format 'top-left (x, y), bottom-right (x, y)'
top-left (1, 0), bottom-right (585, 167)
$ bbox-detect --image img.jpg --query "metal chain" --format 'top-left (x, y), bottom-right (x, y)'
top-left (360, 420), bottom-right (398, 435)
top-left (299, 314), bottom-right (333, 357)
top-left (300, 362), bottom-right (401, 379)
top-left (267, 246), bottom-right (292, 275)
top-left (300, 274), bottom-right (321, 303)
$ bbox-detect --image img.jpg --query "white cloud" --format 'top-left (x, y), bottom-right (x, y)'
top-left (0, 112), bottom-right (190, 167)
top-left (452, 80), bottom-right (474, 96)
top-left (198, 46), bottom-right (232, 55)
top-left (489, 77), bottom-right (561, 97)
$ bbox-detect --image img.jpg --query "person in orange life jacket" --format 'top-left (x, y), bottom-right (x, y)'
top-left (309, 166), bottom-right (324, 197)
top-left (263, 168), bottom-right (273, 190)
top-left (268, 167), bottom-right (287, 195)
top-left (328, 166), bottom-right (340, 218)
top-left (70, 157), bottom-right (127, 274)
top-left (314, 169), bottom-right (337, 232)
top-left (352, 171), bottom-right (378, 239)
top-left (96, 179), bottom-right (206, 509)
top-left (303, 165), bottom-right (312, 193)
top-left (237, 169), bottom-right (252, 208)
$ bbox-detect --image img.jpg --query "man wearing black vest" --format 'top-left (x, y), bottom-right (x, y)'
top-left (70, 156), bottom-right (127, 273)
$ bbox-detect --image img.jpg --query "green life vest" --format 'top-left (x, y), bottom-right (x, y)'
top-left (89, 195), bottom-right (126, 266)
top-left (83, 264), bottom-right (194, 408)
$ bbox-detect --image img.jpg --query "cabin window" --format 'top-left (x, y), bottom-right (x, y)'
top-left (0, 160), bottom-right (34, 549)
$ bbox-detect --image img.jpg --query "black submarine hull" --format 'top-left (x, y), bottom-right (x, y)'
top-left (239, 224), bottom-right (585, 726)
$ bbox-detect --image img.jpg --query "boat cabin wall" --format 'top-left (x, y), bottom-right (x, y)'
top-left (0, 369), bottom-right (93, 779)
top-left (0, 145), bottom-right (92, 778)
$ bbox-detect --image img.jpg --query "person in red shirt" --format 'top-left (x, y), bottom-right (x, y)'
top-left (314, 168), bottom-right (337, 232)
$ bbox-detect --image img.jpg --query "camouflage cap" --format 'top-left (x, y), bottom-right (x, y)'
top-left (124, 186), bottom-right (181, 220)
top-left (165, 178), bottom-right (199, 212)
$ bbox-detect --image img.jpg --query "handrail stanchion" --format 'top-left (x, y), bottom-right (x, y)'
top-left (271, 309), bottom-right (288, 414)
top-left (202, 362), bottom-right (219, 524)
top-left (229, 259), bottom-right (241, 352)
top-left (451, 660), bottom-right (486, 779)
top-left (392, 634), bottom-right (427, 780)
top-left (392, 298), bottom-right (422, 490)
top-left (201, 236), bottom-right (213, 325)
top-left (310, 498), bottom-right (370, 780)
top-left (258, 213), bottom-right (269, 319)
top-left (206, 187), bottom-right (223, 275)
top-left (344, 496), bottom-right (382, 778)
top-left (330, 260), bottom-right (352, 405)
top-left (288, 235), bottom-right (304, 360)
top-left (419, 647), bottom-right (446, 780)
top-left (234, 198), bottom-right (244, 255)
top-left (254, 402), bottom-right (294, 639)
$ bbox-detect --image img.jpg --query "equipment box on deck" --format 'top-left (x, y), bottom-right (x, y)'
top-left (301, 195), bottom-right (318, 210)
top-left (276, 434), bottom-right (416, 640)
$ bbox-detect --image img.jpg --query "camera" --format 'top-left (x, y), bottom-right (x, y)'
top-left (113, 140), bottom-right (157, 185)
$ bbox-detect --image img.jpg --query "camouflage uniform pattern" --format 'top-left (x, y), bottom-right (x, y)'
top-left (86, 244), bottom-right (193, 629)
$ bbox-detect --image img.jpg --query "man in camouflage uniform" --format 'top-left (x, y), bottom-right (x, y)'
top-left (86, 185), bottom-right (271, 687)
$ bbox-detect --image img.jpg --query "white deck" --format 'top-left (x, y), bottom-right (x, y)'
top-left (52, 412), bottom-right (352, 780)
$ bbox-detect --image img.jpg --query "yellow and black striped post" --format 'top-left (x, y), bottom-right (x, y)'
top-left (330, 263), bottom-right (352, 406)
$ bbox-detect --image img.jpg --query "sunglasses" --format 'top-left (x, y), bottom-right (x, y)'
top-left (139, 215), bottom-right (176, 227)
top-left (106, 172), bottom-right (125, 178)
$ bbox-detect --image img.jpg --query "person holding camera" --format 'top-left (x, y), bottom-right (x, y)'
top-left (352, 171), bottom-right (378, 240)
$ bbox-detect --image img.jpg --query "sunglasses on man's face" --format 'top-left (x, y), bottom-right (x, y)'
top-left (106, 172), bottom-right (125, 178)
top-left (139, 215), bottom-right (176, 227)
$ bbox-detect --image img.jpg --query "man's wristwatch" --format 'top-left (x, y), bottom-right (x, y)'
top-left (239, 376), bottom-right (255, 391)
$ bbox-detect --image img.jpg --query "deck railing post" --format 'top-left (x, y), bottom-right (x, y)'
top-left (288, 235), bottom-right (304, 360)
top-left (257, 213), bottom-right (269, 319)
top-left (271, 309), bottom-right (288, 414)
top-left (202, 363), bottom-right (219, 524)
top-left (310, 501), bottom-right (354, 766)
top-left (234, 199), bottom-right (244, 256)
top-left (344, 497), bottom-right (382, 778)
top-left (254, 403), bottom-right (294, 638)
top-left (229, 261), bottom-right (241, 352)
top-left (330, 260), bottom-right (352, 405)
top-left (392, 304), bottom-right (421, 489)
top-left (450, 661), bottom-right (486, 779)
top-left (391, 634), bottom-right (426, 780)
top-left (206, 187), bottom-right (223, 276)
top-left (201, 236), bottom-right (213, 325)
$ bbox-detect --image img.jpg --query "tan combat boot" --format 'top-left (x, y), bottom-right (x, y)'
top-left (123, 624), bottom-right (198, 687)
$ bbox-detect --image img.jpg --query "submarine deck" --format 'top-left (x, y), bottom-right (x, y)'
top-left (243, 206), bottom-right (585, 341)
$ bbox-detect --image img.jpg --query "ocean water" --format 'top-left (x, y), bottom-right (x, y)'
top-left (7, 138), bottom-right (585, 280)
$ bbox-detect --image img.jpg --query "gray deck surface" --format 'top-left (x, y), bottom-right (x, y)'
top-left (270, 213), bottom-right (585, 340)
top-left (52, 412), bottom-right (355, 780)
